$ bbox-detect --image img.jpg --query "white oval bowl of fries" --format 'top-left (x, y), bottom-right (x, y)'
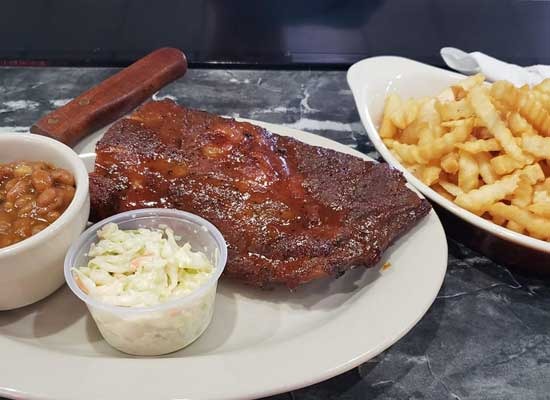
top-left (348, 56), bottom-right (550, 263)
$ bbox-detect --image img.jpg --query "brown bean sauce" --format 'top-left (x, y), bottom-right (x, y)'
top-left (0, 161), bottom-right (76, 248)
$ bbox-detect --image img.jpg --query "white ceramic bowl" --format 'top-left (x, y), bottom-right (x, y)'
top-left (0, 133), bottom-right (90, 310)
top-left (347, 56), bottom-right (550, 273)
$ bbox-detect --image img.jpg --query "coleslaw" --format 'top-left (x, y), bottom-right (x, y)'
top-left (73, 223), bottom-right (214, 307)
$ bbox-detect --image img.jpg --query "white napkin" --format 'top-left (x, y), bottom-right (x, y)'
top-left (441, 47), bottom-right (550, 87)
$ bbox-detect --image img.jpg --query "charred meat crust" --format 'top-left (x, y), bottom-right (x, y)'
top-left (90, 100), bottom-right (431, 288)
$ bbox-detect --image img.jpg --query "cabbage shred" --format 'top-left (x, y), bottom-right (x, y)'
top-left (73, 223), bottom-right (213, 307)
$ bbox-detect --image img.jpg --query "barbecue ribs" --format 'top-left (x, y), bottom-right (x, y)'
top-left (89, 100), bottom-right (431, 288)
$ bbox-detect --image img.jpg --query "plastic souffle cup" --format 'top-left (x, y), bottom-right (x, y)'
top-left (64, 208), bottom-right (227, 356)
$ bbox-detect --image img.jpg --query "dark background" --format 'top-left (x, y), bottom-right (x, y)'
top-left (1, 0), bottom-right (549, 68)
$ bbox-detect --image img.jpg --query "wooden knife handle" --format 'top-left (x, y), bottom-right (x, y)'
top-left (30, 47), bottom-right (187, 147)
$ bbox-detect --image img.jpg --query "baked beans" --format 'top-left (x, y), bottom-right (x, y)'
top-left (0, 161), bottom-right (76, 248)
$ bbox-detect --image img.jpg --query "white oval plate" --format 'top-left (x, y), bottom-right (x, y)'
top-left (347, 56), bottom-right (550, 254)
top-left (0, 120), bottom-right (447, 400)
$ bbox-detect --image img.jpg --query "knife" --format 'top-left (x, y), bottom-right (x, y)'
top-left (30, 47), bottom-right (187, 147)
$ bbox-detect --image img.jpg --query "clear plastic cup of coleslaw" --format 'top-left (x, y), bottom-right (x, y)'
top-left (64, 208), bottom-right (227, 356)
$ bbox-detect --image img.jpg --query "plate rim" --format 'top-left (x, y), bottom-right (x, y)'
top-left (0, 118), bottom-right (448, 400)
top-left (347, 55), bottom-right (550, 254)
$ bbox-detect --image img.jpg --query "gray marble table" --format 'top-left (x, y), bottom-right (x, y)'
top-left (1, 67), bottom-right (550, 400)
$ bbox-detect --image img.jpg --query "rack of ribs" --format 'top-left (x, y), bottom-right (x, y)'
top-left (89, 100), bottom-right (431, 288)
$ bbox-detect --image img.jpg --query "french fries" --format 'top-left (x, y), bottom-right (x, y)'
top-left (468, 86), bottom-right (526, 162)
top-left (528, 203), bottom-right (550, 218)
top-left (440, 152), bottom-right (459, 174)
top-left (511, 176), bottom-right (533, 208)
top-left (380, 76), bottom-right (550, 242)
top-left (506, 220), bottom-right (525, 234)
top-left (390, 98), bottom-right (419, 130)
top-left (435, 99), bottom-right (474, 121)
top-left (507, 112), bottom-right (538, 137)
top-left (418, 165), bottom-right (441, 186)
top-left (456, 138), bottom-right (501, 153)
top-left (522, 135), bottom-right (550, 158)
top-left (475, 152), bottom-right (498, 184)
top-left (490, 154), bottom-right (531, 175)
top-left (491, 80), bottom-right (550, 136)
top-left (439, 180), bottom-right (463, 198)
top-left (488, 203), bottom-right (550, 240)
top-left (455, 73), bottom-right (485, 90)
top-left (379, 94), bottom-right (400, 138)
top-left (534, 79), bottom-right (550, 94)
top-left (418, 118), bottom-right (474, 162)
top-left (455, 172), bottom-right (520, 214)
top-left (458, 150), bottom-right (479, 192)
